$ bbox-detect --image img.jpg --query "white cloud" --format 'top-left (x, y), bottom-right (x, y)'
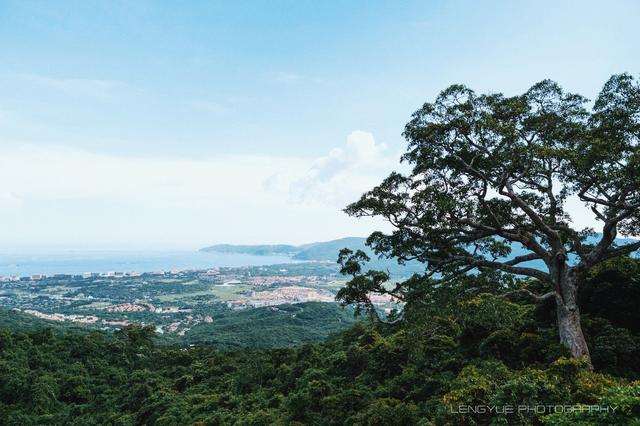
top-left (287, 130), bottom-right (399, 206)
top-left (0, 132), bottom-right (607, 249)
top-left (0, 145), bottom-right (304, 203)
top-left (0, 141), bottom-right (389, 247)
top-left (0, 191), bottom-right (23, 207)
top-left (18, 74), bottom-right (125, 99)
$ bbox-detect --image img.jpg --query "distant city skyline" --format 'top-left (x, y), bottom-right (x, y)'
top-left (1, 1), bottom-right (639, 248)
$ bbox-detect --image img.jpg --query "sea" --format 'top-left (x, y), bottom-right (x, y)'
top-left (0, 249), bottom-right (294, 277)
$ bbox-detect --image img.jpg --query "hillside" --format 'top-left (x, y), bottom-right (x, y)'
top-left (199, 243), bottom-right (298, 256)
top-left (293, 237), bottom-right (369, 260)
top-left (0, 308), bottom-right (88, 334)
top-left (200, 237), bottom-right (367, 260)
top-left (201, 235), bottom-right (639, 278)
top-left (181, 302), bottom-right (357, 349)
top-left (201, 237), bottom-right (426, 276)
top-left (0, 302), bottom-right (357, 350)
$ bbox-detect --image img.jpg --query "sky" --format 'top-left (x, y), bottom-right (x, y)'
top-left (0, 0), bottom-right (639, 249)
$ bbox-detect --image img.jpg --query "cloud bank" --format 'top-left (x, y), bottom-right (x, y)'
top-left (288, 130), bottom-right (398, 205)
top-left (0, 132), bottom-right (397, 248)
top-left (0, 128), bottom-right (607, 248)
top-left (18, 74), bottom-right (125, 99)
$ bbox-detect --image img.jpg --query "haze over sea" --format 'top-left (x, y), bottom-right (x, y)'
top-left (0, 250), bottom-right (294, 277)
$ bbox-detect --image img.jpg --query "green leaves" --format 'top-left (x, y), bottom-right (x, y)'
top-left (0, 259), bottom-right (639, 425)
top-left (341, 74), bottom-right (640, 321)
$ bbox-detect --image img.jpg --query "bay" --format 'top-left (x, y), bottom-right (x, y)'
top-left (0, 249), bottom-right (294, 277)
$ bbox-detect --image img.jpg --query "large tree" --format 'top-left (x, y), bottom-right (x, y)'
top-left (338, 74), bottom-right (640, 369)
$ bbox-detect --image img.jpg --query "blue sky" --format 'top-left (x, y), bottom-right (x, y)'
top-left (0, 1), bottom-right (639, 248)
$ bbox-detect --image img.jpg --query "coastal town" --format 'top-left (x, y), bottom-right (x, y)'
top-left (0, 262), bottom-right (399, 339)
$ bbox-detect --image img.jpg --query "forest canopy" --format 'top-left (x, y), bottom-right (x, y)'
top-left (0, 257), bottom-right (639, 424)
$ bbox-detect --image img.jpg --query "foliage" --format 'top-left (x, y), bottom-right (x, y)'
top-left (339, 74), bottom-right (640, 364)
top-left (182, 302), bottom-right (357, 348)
top-left (0, 259), bottom-right (639, 424)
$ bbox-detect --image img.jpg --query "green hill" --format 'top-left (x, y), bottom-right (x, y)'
top-left (199, 243), bottom-right (298, 256)
top-left (201, 237), bottom-right (426, 276)
top-left (201, 235), bottom-right (639, 277)
top-left (0, 303), bottom-right (356, 350)
top-left (0, 308), bottom-right (86, 334)
top-left (181, 302), bottom-right (357, 349)
top-left (199, 238), bottom-right (365, 260)
top-left (293, 237), bottom-right (368, 260)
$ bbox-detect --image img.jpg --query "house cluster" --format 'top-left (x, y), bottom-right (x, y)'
top-left (367, 293), bottom-right (400, 304)
top-left (161, 313), bottom-right (211, 337)
top-left (246, 275), bottom-right (319, 286)
top-left (0, 269), bottom-right (207, 283)
top-left (106, 302), bottom-right (157, 312)
top-left (4, 271), bottom-right (148, 282)
top-left (237, 286), bottom-right (336, 308)
top-left (22, 309), bottom-right (99, 324)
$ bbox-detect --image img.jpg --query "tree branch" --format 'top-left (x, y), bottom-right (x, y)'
top-left (501, 181), bottom-right (562, 250)
top-left (501, 289), bottom-right (556, 303)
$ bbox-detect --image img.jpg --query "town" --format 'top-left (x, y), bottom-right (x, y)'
top-left (0, 262), bottom-right (399, 340)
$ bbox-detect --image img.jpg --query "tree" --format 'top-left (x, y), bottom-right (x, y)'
top-left (338, 74), bottom-right (640, 369)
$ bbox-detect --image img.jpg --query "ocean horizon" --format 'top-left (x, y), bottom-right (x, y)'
top-left (0, 249), bottom-right (295, 277)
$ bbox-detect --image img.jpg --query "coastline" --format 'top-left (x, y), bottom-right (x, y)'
top-left (0, 250), bottom-right (299, 279)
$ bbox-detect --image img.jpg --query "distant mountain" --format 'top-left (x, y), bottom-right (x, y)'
top-left (202, 237), bottom-right (424, 276)
top-left (201, 235), bottom-right (639, 277)
top-left (200, 243), bottom-right (298, 256)
top-left (294, 237), bottom-right (369, 260)
top-left (201, 237), bottom-right (368, 261)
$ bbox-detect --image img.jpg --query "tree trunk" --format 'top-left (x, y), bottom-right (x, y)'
top-left (555, 270), bottom-right (592, 370)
